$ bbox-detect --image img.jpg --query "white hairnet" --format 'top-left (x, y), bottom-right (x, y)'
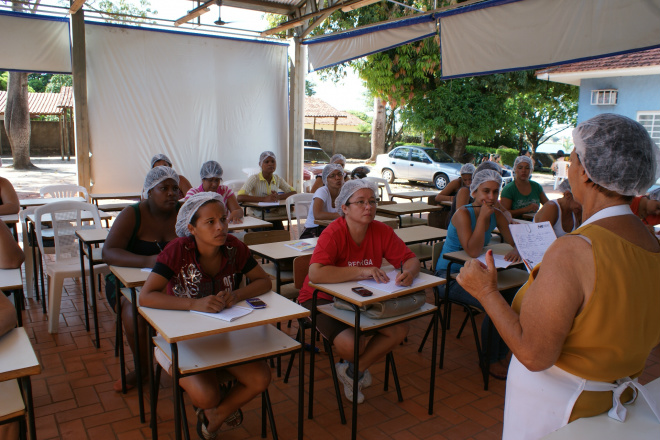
top-left (330, 154), bottom-right (346, 165)
top-left (557, 179), bottom-right (572, 194)
top-left (475, 161), bottom-right (502, 175)
top-left (572, 113), bottom-right (660, 196)
top-left (259, 151), bottom-right (276, 166)
top-left (470, 170), bottom-right (502, 196)
top-left (513, 156), bottom-right (534, 171)
top-left (200, 160), bottom-right (223, 180)
top-left (175, 192), bottom-right (226, 237)
top-left (322, 163), bottom-right (344, 185)
top-left (648, 188), bottom-right (660, 201)
top-left (142, 166), bottom-right (179, 199)
top-left (335, 179), bottom-right (378, 216)
top-left (150, 153), bottom-right (172, 168)
top-left (460, 163), bottom-right (476, 175)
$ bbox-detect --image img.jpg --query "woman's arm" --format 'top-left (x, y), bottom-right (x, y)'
top-left (226, 194), bottom-right (244, 223)
top-left (454, 186), bottom-right (471, 210)
top-left (217, 263), bottom-right (272, 307)
top-left (309, 263), bottom-right (391, 284)
top-left (539, 190), bottom-right (549, 205)
top-left (236, 177), bottom-right (278, 203)
top-left (500, 197), bottom-right (538, 218)
top-left (435, 179), bottom-right (460, 203)
top-left (394, 256), bottom-right (421, 286)
top-left (0, 293), bottom-right (17, 337)
top-left (495, 212), bottom-right (521, 262)
top-left (178, 175), bottom-right (193, 196)
top-left (454, 207), bottom-right (491, 257)
top-left (534, 201), bottom-right (559, 225)
top-left (0, 178), bottom-right (20, 215)
top-left (312, 197), bottom-right (339, 221)
top-left (310, 176), bottom-right (323, 194)
top-left (0, 222), bottom-right (24, 269)
top-left (101, 205), bottom-right (158, 268)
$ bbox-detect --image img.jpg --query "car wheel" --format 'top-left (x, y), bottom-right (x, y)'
top-left (434, 173), bottom-right (449, 190)
top-left (382, 169), bottom-right (395, 183)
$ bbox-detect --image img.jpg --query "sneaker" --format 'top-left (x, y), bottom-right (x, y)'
top-left (360, 369), bottom-right (372, 388)
top-left (335, 362), bottom-right (364, 404)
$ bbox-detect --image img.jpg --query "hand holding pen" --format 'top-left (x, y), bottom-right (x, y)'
top-left (395, 263), bottom-right (413, 287)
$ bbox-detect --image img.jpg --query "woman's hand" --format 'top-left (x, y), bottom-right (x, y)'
top-left (358, 267), bottom-right (390, 283)
top-left (264, 192), bottom-right (279, 202)
top-left (395, 269), bottom-right (414, 287)
top-left (228, 209), bottom-right (243, 224)
top-left (526, 203), bottom-right (539, 213)
top-left (146, 254), bottom-right (159, 269)
top-left (217, 290), bottom-right (238, 308)
top-left (456, 250), bottom-right (499, 302)
top-left (478, 203), bottom-right (495, 222)
top-left (504, 248), bottom-right (521, 263)
top-left (190, 294), bottom-right (227, 313)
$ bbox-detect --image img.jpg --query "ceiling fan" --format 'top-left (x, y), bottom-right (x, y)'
top-left (214, 0), bottom-right (227, 26)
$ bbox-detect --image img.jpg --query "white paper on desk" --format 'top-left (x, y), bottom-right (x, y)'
top-left (509, 221), bottom-right (557, 272)
top-left (190, 306), bottom-right (253, 322)
top-left (358, 270), bottom-right (425, 294)
top-left (141, 268), bottom-right (152, 273)
top-left (257, 202), bottom-right (280, 207)
top-left (476, 253), bottom-right (513, 269)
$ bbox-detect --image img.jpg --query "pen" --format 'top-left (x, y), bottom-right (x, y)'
top-left (400, 265), bottom-right (403, 275)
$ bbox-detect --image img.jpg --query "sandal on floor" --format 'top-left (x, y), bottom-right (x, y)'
top-left (224, 409), bottom-right (243, 428)
top-left (195, 407), bottom-right (218, 440)
top-left (489, 370), bottom-right (508, 381)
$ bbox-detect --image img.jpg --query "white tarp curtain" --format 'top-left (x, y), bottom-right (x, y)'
top-left (0, 11), bottom-right (71, 73)
top-left (440, 0), bottom-right (660, 79)
top-left (85, 23), bottom-right (289, 193)
top-left (304, 15), bottom-right (437, 72)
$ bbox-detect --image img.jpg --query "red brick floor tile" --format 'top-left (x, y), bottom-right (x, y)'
top-left (59, 418), bottom-right (88, 440)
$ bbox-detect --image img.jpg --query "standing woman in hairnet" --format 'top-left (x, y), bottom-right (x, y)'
top-left (151, 153), bottom-right (192, 198)
top-left (140, 192), bottom-right (272, 439)
top-left (185, 160), bottom-right (243, 223)
top-left (297, 179), bottom-right (420, 404)
top-left (300, 163), bottom-right (345, 238)
top-left (457, 114), bottom-right (660, 439)
top-left (103, 166), bottom-right (183, 392)
top-left (500, 155), bottom-right (549, 219)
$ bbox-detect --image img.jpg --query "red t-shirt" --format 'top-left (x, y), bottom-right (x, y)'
top-left (297, 217), bottom-right (416, 303)
top-left (630, 196), bottom-right (660, 226)
top-left (152, 235), bottom-right (257, 298)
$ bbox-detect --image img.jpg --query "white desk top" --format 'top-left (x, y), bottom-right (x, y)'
top-left (390, 190), bottom-right (438, 200)
top-left (1, 214), bottom-right (19, 224)
top-left (241, 200), bottom-right (288, 208)
top-left (0, 269), bottom-right (23, 291)
top-left (309, 272), bottom-right (445, 307)
top-left (315, 216), bottom-right (399, 228)
top-left (90, 192), bottom-right (141, 201)
top-left (376, 201), bottom-right (444, 215)
top-left (19, 196), bottom-right (85, 207)
top-left (248, 237), bottom-right (319, 261)
top-left (75, 228), bottom-right (109, 243)
top-left (109, 266), bottom-right (150, 288)
top-left (443, 243), bottom-right (515, 263)
top-left (229, 216), bottom-right (272, 231)
top-left (28, 210), bottom-right (112, 224)
top-left (139, 291), bottom-right (309, 343)
top-left (394, 225), bottom-right (447, 244)
top-left (0, 328), bottom-right (41, 381)
top-left (542, 378), bottom-right (660, 439)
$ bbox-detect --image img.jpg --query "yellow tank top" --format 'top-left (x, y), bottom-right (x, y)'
top-left (512, 224), bottom-right (660, 420)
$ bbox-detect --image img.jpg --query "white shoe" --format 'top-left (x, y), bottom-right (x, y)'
top-left (360, 369), bottom-right (372, 388)
top-left (335, 362), bottom-right (364, 404)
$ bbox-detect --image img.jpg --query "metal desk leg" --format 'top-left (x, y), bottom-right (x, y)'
top-left (86, 243), bottom-right (100, 348)
top-left (171, 342), bottom-right (182, 440)
top-left (117, 284), bottom-right (127, 393)
top-left (428, 286), bottom-right (439, 414)
top-left (131, 288), bottom-right (145, 423)
top-left (23, 376), bottom-right (36, 440)
top-left (77, 240), bottom-right (90, 332)
top-left (148, 325), bottom-right (158, 440)
top-left (308, 291), bottom-right (318, 419)
top-left (351, 304), bottom-right (361, 440)
top-left (297, 317), bottom-right (305, 440)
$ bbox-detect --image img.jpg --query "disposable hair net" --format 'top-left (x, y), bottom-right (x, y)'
top-left (150, 153), bottom-right (172, 168)
top-left (475, 161), bottom-right (502, 175)
top-left (572, 113), bottom-right (660, 196)
top-left (335, 179), bottom-right (378, 216)
top-left (175, 192), bottom-right (226, 237)
top-left (648, 188), bottom-right (660, 201)
top-left (513, 156), bottom-right (534, 172)
top-left (142, 166), bottom-right (179, 199)
top-left (460, 163), bottom-right (476, 175)
top-left (259, 151), bottom-right (276, 166)
top-left (322, 163), bottom-right (344, 185)
top-left (557, 179), bottom-right (572, 194)
top-left (470, 170), bottom-right (502, 196)
top-left (330, 154), bottom-right (346, 165)
top-left (200, 160), bottom-right (223, 180)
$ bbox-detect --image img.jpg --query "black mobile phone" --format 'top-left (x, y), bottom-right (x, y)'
top-left (245, 297), bottom-right (267, 309)
top-left (351, 287), bottom-right (373, 297)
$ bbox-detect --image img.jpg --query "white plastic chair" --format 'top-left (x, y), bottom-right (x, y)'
top-left (34, 201), bottom-right (109, 334)
top-left (553, 161), bottom-right (570, 190)
top-left (242, 167), bottom-right (261, 177)
top-left (223, 179), bottom-right (245, 193)
top-left (365, 176), bottom-right (393, 201)
top-left (40, 184), bottom-right (90, 202)
top-left (285, 193), bottom-right (314, 240)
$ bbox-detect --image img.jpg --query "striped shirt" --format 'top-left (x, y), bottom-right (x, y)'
top-left (238, 172), bottom-right (294, 217)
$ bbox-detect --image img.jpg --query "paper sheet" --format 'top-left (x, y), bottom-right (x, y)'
top-left (284, 240), bottom-right (316, 252)
top-left (190, 306), bottom-right (253, 322)
top-left (141, 268), bottom-right (152, 272)
top-left (257, 202), bottom-right (280, 207)
top-left (476, 253), bottom-right (513, 269)
top-left (509, 221), bottom-right (557, 272)
top-left (358, 270), bottom-right (425, 294)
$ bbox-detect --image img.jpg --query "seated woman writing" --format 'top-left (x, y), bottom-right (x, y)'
top-left (300, 163), bottom-right (345, 238)
top-left (435, 169), bottom-right (521, 379)
top-left (139, 192), bottom-right (272, 439)
top-left (501, 156), bottom-right (549, 219)
top-left (534, 179), bottom-right (582, 237)
top-left (297, 179), bottom-right (420, 404)
top-left (102, 166), bottom-right (182, 392)
top-left (185, 160), bottom-right (243, 223)
top-left (151, 153), bottom-right (192, 198)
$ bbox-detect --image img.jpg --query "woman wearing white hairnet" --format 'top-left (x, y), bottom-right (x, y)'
top-left (300, 164), bottom-right (345, 238)
top-left (458, 114), bottom-right (660, 439)
top-left (140, 193), bottom-right (272, 439)
top-left (533, 179), bottom-right (582, 238)
top-left (151, 153), bottom-right (192, 198)
top-left (501, 155), bottom-right (549, 219)
top-left (310, 153), bottom-right (347, 193)
top-left (435, 163), bottom-right (475, 204)
top-left (630, 187), bottom-right (660, 233)
top-left (435, 169), bottom-right (521, 379)
top-left (297, 179), bottom-right (420, 404)
top-left (185, 160), bottom-right (243, 223)
top-left (103, 166), bottom-right (182, 392)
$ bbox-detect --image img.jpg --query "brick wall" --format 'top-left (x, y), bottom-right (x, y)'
top-left (0, 120), bottom-right (73, 157)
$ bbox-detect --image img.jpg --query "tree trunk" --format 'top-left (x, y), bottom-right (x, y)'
top-left (366, 96), bottom-right (386, 163)
top-left (5, 71), bottom-right (34, 169)
top-left (452, 136), bottom-right (469, 162)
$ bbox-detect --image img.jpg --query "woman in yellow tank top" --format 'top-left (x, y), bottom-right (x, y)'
top-left (456, 114), bottom-right (660, 440)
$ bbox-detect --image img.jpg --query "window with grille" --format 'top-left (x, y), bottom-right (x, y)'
top-left (591, 89), bottom-right (618, 105)
top-left (638, 112), bottom-right (660, 146)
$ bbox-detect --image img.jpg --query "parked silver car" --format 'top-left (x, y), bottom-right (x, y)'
top-left (376, 146), bottom-right (463, 190)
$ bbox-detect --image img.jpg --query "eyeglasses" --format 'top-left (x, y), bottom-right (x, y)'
top-left (327, 172), bottom-right (344, 179)
top-left (345, 200), bottom-right (378, 208)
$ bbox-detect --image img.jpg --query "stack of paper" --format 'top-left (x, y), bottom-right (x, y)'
top-left (191, 306), bottom-right (253, 322)
top-left (358, 270), bottom-right (425, 293)
top-left (509, 221), bottom-right (557, 272)
top-left (284, 240), bottom-right (316, 252)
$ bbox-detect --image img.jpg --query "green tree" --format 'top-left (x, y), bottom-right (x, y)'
top-left (59, 0), bottom-right (157, 23)
top-left (305, 79), bottom-right (316, 96)
top-left (45, 74), bottom-right (73, 93)
top-left (0, 71), bottom-right (8, 91)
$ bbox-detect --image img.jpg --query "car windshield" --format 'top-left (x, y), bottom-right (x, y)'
top-left (424, 149), bottom-right (457, 164)
top-left (304, 148), bottom-right (331, 164)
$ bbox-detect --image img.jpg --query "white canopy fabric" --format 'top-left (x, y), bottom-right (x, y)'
top-left (304, 14), bottom-right (437, 72)
top-left (0, 11), bottom-right (71, 73)
top-left (440, 0), bottom-right (660, 79)
top-left (85, 23), bottom-right (289, 193)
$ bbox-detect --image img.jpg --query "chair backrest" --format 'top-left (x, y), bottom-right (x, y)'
top-left (431, 241), bottom-right (444, 273)
top-left (285, 193), bottom-right (315, 240)
top-left (40, 184), bottom-right (90, 202)
top-left (34, 201), bottom-right (102, 261)
top-left (302, 179), bottom-right (315, 193)
top-left (243, 230), bottom-right (291, 246)
top-left (242, 167), bottom-right (261, 177)
top-left (223, 179), bottom-right (245, 193)
top-left (293, 254), bottom-right (313, 289)
top-left (556, 161), bottom-right (570, 178)
top-left (365, 176), bottom-right (392, 201)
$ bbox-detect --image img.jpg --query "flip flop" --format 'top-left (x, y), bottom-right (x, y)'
top-left (113, 378), bottom-right (135, 393)
top-left (195, 407), bottom-right (218, 440)
top-left (489, 370), bottom-right (508, 381)
top-left (224, 409), bottom-right (243, 428)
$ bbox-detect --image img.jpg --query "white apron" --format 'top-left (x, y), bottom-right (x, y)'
top-left (503, 205), bottom-right (660, 440)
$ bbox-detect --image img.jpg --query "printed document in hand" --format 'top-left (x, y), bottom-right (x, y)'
top-left (477, 253), bottom-right (513, 269)
top-left (509, 221), bottom-right (557, 272)
top-left (191, 306), bottom-right (253, 322)
top-left (257, 202), bottom-right (280, 207)
top-left (358, 270), bottom-right (424, 293)
top-left (284, 240), bottom-right (316, 252)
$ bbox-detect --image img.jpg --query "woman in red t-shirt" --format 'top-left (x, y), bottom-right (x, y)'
top-left (630, 188), bottom-right (660, 233)
top-left (140, 193), bottom-right (272, 438)
top-left (298, 179), bottom-right (420, 404)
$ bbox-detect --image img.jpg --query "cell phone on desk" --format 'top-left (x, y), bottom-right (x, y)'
top-left (351, 287), bottom-right (373, 297)
top-left (246, 297), bottom-right (267, 309)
